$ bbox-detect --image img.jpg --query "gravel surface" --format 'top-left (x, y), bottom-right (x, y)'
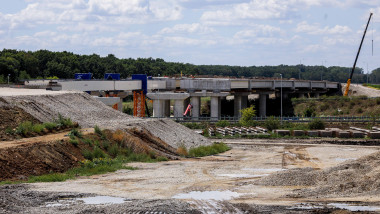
top-left (0, 88), bottom-right (210, 149)
top-left (341, 83), bottom-right (380, 97)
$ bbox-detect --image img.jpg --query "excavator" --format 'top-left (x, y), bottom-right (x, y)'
top-left (344, 13), bottom-right (373, 96)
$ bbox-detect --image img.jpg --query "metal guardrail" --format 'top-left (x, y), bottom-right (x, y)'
top-left (149, 116), bottom-right (380, 123)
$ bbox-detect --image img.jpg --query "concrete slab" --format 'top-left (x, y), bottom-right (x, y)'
top-left (307, 131), bottom-right (319, 137)
top-left (369, 132), bottom-right (380, 139)
top-left (274, 130), bottom-right (290, 136)
top-left (320, 130), bottom-right (333, 138)
top-left (350, 131), bottom-right (365, 138)
top-left (338, 131), bottom-right (350, 138)
top-left (292, 130), bottom-right (305, 136)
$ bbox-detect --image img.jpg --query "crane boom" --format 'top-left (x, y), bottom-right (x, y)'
top-left (344, 12), bottom-right (373, 96)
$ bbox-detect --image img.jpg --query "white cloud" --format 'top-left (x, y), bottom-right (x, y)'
top-left (295, 21), bottom-right (352, 35)
top-left (159, 23), bottom-right (215, 34)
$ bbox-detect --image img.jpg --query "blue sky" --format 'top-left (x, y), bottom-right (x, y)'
top-left (0, 0), bottom-right (379, 72)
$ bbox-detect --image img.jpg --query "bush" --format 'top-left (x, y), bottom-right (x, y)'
top-left (108, 145), bottom-right (119, 158)
top-left (44, 122), bottom-right (57, 130)
top-left (82, 149), bottom-right (94, 160)
top-left (102, 141), bottom-right (110, 150)
top-left (308, 118), bottom-right (325, 130)
top-left (69, 128), bottom-right (82, 138)
top-left (239, 106), bottom-right (256, 126)
top-left (56, 114), bottom-right (74, 128)
top-left (304, 106), bottom-right (316, 117)
top-left (94, 125), bottom-right (103, 135)
top-left (69, 139), bottom-right (79, 147)
top-left (15, 121), bottom-right (34, 136)
top-left (32, 124), bottom-right (45, 134)
top-left (264, 116), bottom-right (280, 131)
top-left (93, 147), bottom-right (106, 159)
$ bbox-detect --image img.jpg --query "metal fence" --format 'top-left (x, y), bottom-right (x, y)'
top-left (149, 115), bottom-right (380, 123)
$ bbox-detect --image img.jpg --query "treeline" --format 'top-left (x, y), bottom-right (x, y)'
top-left (0, 49), bottom-right (379, 84)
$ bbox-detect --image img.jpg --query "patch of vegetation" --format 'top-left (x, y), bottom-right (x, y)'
top-left (27, 157), bottom-right (137, 183)
top-left (69, 128), bottom-right (82, 138)
top-left (215, 120), bottom-right (230, 127)
top-left (363, 83), bottom-right (380, 90)
top-left (308, 118), bottom-right (325, 130)
top-left (69, 138), bottom-right (79, 147)
top-left (187, 142), bottom-right (230, 157)
top-left (264, 116), bottom-right (280, 131)
top-left (12, 115), bottom-right (77, 138)
top-left (182, 122), bottom-right (208, 129)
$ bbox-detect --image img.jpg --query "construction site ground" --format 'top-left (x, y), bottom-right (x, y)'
top-left (2, 138), bottom-right (380, 213)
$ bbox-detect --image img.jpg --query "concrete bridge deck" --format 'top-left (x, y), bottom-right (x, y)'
top-left (25, 78), bottom-right (340, 118)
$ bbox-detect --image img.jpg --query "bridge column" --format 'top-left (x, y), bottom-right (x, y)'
top-left (211, 96), bottom-right (221, 121)
top-left (234, 94), bottom-right (248, 118)
top-left (152, 99), bottom-right (164, 117)
top-left (314, 93), bottom-right (320, 98)
top-left (259, 94), bottom-right (268, 117)
top-left (298, 93), bottom-right (305, 98)
top-left (174, 100), bottom-right (185, 118)
top-left (164, 100), bottom-right (171, 117)
top-left (190, 97), bottom-right (201, 119)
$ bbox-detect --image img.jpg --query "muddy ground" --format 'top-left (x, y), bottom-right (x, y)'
top-left (1, 140), bottom-right (379, 213)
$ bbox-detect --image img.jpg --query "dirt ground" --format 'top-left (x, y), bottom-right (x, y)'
top-left (2, 139), bottom-right (373, 213)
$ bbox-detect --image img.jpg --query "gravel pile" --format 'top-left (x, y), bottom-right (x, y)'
top-left (0, 90), bottom-right (210, 149)
top-left (256, 151), bottom-right (380, 197)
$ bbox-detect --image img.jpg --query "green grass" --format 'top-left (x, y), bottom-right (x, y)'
top-left (363, 83), bottom-right (380, 90)
top-left (187, 142), bottom-right (230, 157)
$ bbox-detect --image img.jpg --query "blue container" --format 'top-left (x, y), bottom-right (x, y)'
top-left (132, 74), bottom-right (147, 94)
top-left (75, 73), bottom-right (92, 80)
top-left (104, 73), bottom-right (121, 80)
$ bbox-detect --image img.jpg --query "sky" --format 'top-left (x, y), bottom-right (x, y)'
top-left (0, 0), bottom-right (380, 72)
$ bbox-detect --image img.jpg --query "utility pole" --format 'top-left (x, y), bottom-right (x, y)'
top-left (7, 74), bottom-right (10, 86)
top-left (280, 73), bottom-right (283, 125)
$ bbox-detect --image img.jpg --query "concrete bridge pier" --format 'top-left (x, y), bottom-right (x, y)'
top-left (190, 97), bottom-right (201, 119)
top-left (259, 93), bottom-right (269, 117)
top-left (211, 96), bottom-right (221, 121)
top-left (147, 92), bottom-right (190, 118)
top-left (234, 93), bottom-right (249, 118)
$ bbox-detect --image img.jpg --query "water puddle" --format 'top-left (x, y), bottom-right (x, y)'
top-left (335, 158), bottom-right (357, 162)
top-left (289, 203), bottom-right (380, 212)
top-left (242, 168), bottom-right (285, 173)
top-left (218, 173), bottom-right (269, 178)
top-left (76, 196), bottom-right (127, 205)
top-left (173, 190), bottom-right (243, 201)
top-left (328, 203), bottom-right (380, 212)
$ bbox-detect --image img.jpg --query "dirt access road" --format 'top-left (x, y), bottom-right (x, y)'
top-left (20, 139), bottom-right (380, 213)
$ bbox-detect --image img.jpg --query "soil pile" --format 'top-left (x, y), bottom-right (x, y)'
top-left (0, 140), bottom-right (82, 181)
top-left (1, 91), bottom-right (210, 149)
top-left (0, 98), bottom-right (40, 141)
top-left (256, 151), bottom-right (380, 197)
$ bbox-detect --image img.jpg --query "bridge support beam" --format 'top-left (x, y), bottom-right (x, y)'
top-left (234, 94), bottom-right (249, 118)
top-left (259, 94), bottom-right (268, 117)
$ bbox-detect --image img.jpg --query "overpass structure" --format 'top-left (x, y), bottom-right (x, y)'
top-left (25, 78), bottom-right (340, 119)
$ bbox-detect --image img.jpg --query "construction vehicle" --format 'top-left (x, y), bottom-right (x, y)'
top-left (344, 13), bottom-right (373, 96)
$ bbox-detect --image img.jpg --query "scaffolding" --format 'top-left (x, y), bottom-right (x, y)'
top-left (133, 90), bottom-right (145, 117)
